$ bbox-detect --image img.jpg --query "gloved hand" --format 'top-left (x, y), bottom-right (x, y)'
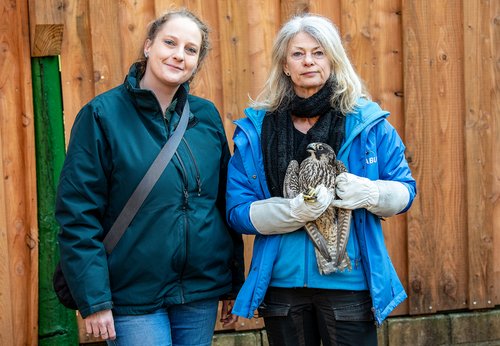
top-left (331, 172), bottom-right (410, 217)
top-left (250, 185), bottom-right (333, 235)
top-left (290, 185), bottom-right (333, 222)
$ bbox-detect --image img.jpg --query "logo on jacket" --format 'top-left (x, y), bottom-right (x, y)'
top-left (366, 156), bottom-right (378, 165)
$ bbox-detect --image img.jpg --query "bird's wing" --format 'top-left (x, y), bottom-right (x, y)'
top-left (304, 221), bottom-right (332, 262)
top-left (334, 159), bottom-right (348, 175)
top-left (283, 160), bottom-right (300, 198)
top-left (335, 207), bottom-right (352, 268)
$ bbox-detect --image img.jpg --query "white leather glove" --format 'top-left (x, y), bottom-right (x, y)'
top-left (250, 185), bottom-right (333, 235)
top-left (290, 185), bottom-right (333, 222)
top-left (331, 172), bottom-right (410, 217)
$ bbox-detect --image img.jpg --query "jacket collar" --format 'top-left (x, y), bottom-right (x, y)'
top-left (124, 62), bottom-right (190, 117)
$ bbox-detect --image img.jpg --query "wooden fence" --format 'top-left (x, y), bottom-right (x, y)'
top-left (1, 0), bottom-right (498, 344)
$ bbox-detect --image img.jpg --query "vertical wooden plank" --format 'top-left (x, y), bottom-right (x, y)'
top-left (215, 0), bottom-right (261, 332)
top-left (404, 0), bottom-right (468, 315)
top-left (341, 0), bottom-right (408, 316)
top-left (60, 0), bottom-right (95, 145)
top-left (309, 0), bottom-right (341, 27)
top-left (247, 0), bottom-right (280, 100)
top-left (281, 0), bottom-right (310, 22)
top-left (463, 0), bottom-right (498, 310)
top-left (216, 0), bottom-right (251, 139)
top-left (494, 0), bottom-right (500, 307)
top-left (0, 0), bottom-right (39, 344)
top-left (155, 0), bottom-right (184, 13)
top-left (185, 0), bottom-right (225, 113)
top-left (118, 0), bottom-right (156, 76)
top-left (88, 1), bottom-right (123, 95)
top-left (0, 114), bottom-right (14, 345)
top-left (20, 1), bottom-right (40, 343)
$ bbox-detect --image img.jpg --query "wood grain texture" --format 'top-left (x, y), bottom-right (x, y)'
top-left (404, 0), bottom-right (468, 315)
top-left (118, 0), bottom-right (155, 76)
top-left (0, 1), bottom-right (38, 344)
top-left (493, 0), bottom-right (500, 308)
top-left (281, 0), bottom-right (310, 22)
top-left (31, 24), bottom-right (64, 56)
top-left (463, 0), bottom-right (498, 309)
top-left (187, 0), bottom-right (225, 113)
top-left (309, 0), bottom-right (341, 26)
top-left (341, 0), bottom-right (408, 316)
top-left (247, 0), bottom-right (280, 100)
top-left (216, 0), bottom-right (251, 140)
top-left (88, 1), bottom-right (123, 95)
top-left (60, 0), bottom-right (95, 146)
top-left (28, 0), bottom-right (64, 56)
top-left (6, 1), bottom-right (496, 343)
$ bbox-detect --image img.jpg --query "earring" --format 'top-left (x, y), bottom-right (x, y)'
top-left (144, 52), bottom-right (149, 59)
top-left (285, 71), bottom-right (290, 76)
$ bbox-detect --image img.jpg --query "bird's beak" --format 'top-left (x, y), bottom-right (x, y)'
top-left (306, 143), bottom-right (316, 153)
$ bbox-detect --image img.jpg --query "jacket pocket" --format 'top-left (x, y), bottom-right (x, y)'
top-left (257, 301), bottom-right (290, 318)
top-left (332, 299), bottom-right (374, 322)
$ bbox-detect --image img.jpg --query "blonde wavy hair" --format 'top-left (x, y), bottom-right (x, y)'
top-left (251, 13), bottom-right (368, 114)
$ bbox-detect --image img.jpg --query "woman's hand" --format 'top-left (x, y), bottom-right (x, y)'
top-left (220, 299), bottom-right (238, 327)
top-left (330, 173), bottom-right (379, 210)
top-left (84, 309), bottom-right (116, 340)
top-left (331, 172), bottom-right (409, 217)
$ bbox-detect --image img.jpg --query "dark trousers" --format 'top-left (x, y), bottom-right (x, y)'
top-left (259, 287), bottom-right (377, 346)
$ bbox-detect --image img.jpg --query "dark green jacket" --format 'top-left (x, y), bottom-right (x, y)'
top-left (56, 64), bottom-right (244, 318)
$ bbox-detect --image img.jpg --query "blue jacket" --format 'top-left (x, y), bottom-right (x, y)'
top-left (226, 99), bottom-right (416, 325)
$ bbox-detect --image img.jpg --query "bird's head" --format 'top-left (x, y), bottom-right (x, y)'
top-left (306, 142), bottom-right (336, 163)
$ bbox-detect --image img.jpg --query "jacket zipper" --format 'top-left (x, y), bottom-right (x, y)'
top-left (163, 114), bottom-right (189, 303)
top-left (182, 138), bottom-right (202, 196)
top-left (175, 150), bottom-right (189, 304)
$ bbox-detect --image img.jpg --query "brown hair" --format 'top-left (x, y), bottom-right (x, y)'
top-left (136, 8), bottom-right (210, 79)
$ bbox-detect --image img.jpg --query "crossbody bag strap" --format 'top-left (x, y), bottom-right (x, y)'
top-left (103, 100), bottom-right (190, 253)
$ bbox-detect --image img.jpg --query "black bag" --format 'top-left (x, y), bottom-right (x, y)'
top-left (53, 262), bottom-right (78, 310)
top-left (52, 99), bottom-right (190, 310)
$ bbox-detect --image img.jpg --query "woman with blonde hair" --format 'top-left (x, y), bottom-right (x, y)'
top-left (226, 13), bottom-right (416, 345)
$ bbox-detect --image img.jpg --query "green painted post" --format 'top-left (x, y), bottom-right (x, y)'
top-left (32, 57), bottom-right (79, 345)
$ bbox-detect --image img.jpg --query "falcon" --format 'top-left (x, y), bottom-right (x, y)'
top-left (283, 142), bottom-right (352, 274)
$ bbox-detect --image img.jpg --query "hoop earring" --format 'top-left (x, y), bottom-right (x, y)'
top-left (285, 71), bottom-right (290, 76)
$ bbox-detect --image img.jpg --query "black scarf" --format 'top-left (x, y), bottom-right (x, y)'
top-left (261, 82), bottom-right (346, 197)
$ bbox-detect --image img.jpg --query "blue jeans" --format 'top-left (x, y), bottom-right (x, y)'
top-left (107, 298), bottom-right (219, 346)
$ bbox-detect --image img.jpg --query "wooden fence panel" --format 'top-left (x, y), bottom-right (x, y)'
top-left (88, 1), bottom-right (124, 96)
top-left (51, 0), bottom-right (498, 323)
top-left (340, 0), bottom-right (408, 315)
top-left (217, 0), bottom-right (252, 139)
top-left (247, 0), bottom-right (280, 99)
top-left (404, 0), bottom-right (468, 315)
top-left (59, 0), bottom-right (95, 145)
top-left (463, 0), bottom-right (499, 310)
top-left (494, 0), bottom-right (500, 308)
top-left (184, 0), bottom-right (225, 117)
top-left (0, 0), bottom-right (496, 344)
top-left (118, 0), bottom-right (156, 76)
top-left (0, 1), bottom-right (38, 345)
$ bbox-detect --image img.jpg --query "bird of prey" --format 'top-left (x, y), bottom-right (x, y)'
top-left (283, 142), bottom-right (352, 275)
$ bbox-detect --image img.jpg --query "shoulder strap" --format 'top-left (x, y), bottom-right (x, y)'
top-left (103, 100), bottom-right (190, 253)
